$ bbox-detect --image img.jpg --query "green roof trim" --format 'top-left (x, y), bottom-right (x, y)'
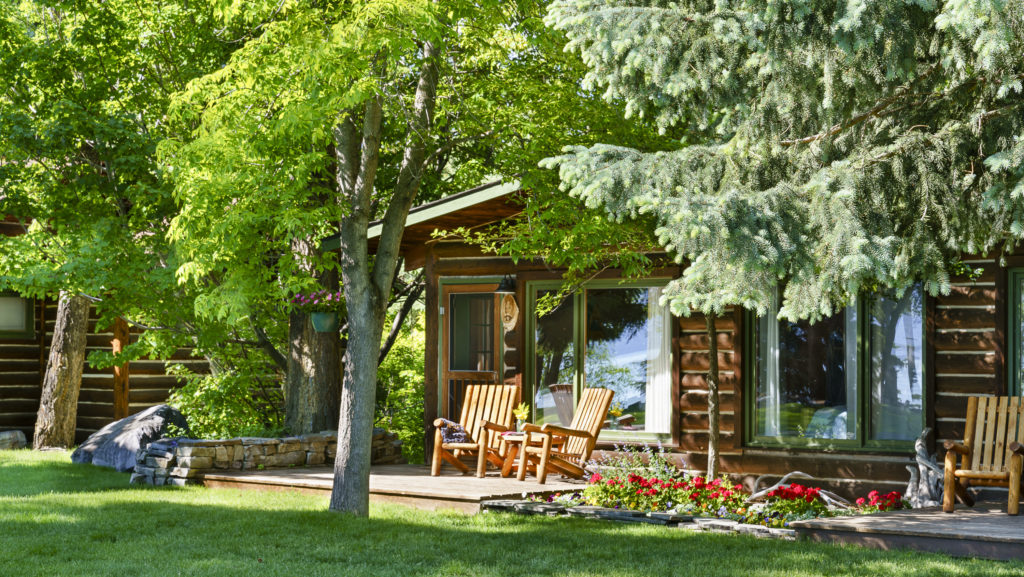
top-left (319, 179), bottom-right (520, 253)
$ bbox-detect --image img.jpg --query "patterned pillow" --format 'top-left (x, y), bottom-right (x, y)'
top-left (437, 418), bottom-right (471, 443)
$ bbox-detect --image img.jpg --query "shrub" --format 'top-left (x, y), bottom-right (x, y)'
top-left (582, 444), bottom-right (745, 514)
top-left (167, 367), bottom-right (284, 439)
top-left (727, 483), bottom-right (835, 528)
top-left (376, 311), bottom-right (426, 464)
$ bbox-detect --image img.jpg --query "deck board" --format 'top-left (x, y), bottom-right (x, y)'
top-left (791, 505), bottom-right (1024, 561)
top-left (199, 465), bottom-right (584, 513)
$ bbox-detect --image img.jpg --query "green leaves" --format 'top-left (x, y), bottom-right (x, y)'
top-left (544, 0), bottom-right (1024, 321)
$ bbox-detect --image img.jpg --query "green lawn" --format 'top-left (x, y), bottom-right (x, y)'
top-left (0, 450), bottom-right (1020, 577)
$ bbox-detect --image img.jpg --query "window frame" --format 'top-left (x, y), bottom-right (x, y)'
top-left (524, 278), bottom-right (674, 444)
top-left (1008, 269), bottom-right (1024, 397)
top-left (0, 293), bottom-right (35, 340)
top-left (744, 289), bottom-right (927, 451)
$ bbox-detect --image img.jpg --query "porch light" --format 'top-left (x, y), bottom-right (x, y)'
top-left (495, 275), bottom-right (516, 294)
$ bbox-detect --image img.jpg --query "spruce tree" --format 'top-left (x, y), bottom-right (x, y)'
top-left (543, 0), bottom-right (1024, 475)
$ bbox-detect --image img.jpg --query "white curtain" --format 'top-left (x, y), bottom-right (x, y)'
top-left (843, 306), bottom-right (859, 439)
top-left (761, 292), bottom-right (781, 436)
top-left (645, 288), bottom-right (672, 433)
top-left (0, 297), bottom-right (27, 332)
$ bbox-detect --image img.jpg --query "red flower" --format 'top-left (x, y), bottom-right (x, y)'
top-left (589, 473), bottom-right (603, 484)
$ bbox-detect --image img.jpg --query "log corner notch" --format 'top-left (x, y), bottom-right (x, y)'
top-left (112, 317), bottom-right (130, 420)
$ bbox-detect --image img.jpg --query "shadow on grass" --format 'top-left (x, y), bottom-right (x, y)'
top-left (1, 488), bottom-right (1021, 577)
top-left (0, 450), bottom-right (130, 497)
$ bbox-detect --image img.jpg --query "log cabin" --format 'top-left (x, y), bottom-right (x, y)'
top-left (0, 216), bottom-right (203, 444)
top-left (322, 179), bottom-right (1020, 498)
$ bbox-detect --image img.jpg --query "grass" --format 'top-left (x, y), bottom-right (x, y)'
top-left (1, 451), bottom-right (1021, 577)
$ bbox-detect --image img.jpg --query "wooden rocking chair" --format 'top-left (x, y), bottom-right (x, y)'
top-left (517, 387), bottom-right (614, 484)
top-left (430, 384), bottom-right (518, 478)
top-left (942, 396), bottom-right (1024, 515)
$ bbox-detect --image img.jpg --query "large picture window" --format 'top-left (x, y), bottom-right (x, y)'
top-left (530, 282), bottom-right (672, 440)
top-left (1009, 270), bottom-right (1024, 396)
top-left (0, 295), bottom-right (33, 339)
top-left (752, 286), bottom-right (925, 447)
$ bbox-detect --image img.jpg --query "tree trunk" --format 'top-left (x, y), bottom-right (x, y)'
top-left (330, 41), bottom-right (439, 516)
top-left (33, 292), bottom-right (90, 449)
top-left (329, 292), bottom-right (385, 515)
top-left (705, 314), bottom-right (720, 478)
top-left (285, 240), bottom-right (342, 435)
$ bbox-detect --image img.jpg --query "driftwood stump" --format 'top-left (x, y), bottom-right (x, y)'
top-left (905, 427), bottom-right (944, 508)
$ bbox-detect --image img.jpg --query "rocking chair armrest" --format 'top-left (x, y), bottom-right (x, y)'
top-left (432, 418), bottom-right (448, 428)
top-left (521, 423), bottom-right (545, 434)
top-left (1010, 441), bottom-right (1024, 456)
top-left (943, 441), bottom-right (971, 456)
top-left (478, 420), bottom-right (510, 433)
top-left (540, 423), bottom-right (594, 440)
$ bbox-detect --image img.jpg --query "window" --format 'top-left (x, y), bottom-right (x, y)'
top-left (0, 295), bottom-right (33, 339)
top-left (449, 293), bottom-right (495, 372)
top-left (1009, 270), bottom-right (1024, 396)
top-left (529, 282), bottom-right (672, 441)
top-left (751, 286), bottom-right (925, 447)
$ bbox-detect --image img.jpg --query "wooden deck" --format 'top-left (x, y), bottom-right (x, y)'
top-left (200, 464), bottom-right (584, 513)
top-left (791, 505), bottom-right (1024, 561)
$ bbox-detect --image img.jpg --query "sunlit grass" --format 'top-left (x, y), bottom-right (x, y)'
top-left (0, 449), bottom-right (1020, 577)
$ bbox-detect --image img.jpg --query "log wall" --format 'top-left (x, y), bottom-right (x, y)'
top-left (1, 217), bottom-right (202, 444)
top-left (420, 238), bottom-right (1024, 499)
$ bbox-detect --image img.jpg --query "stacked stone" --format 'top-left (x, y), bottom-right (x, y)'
top-left (370, 428), bottom-right (405, 465)
top-left (130, 438), bottom-right (182, 486)
top-left (130, 430), bottom-right (402, 486)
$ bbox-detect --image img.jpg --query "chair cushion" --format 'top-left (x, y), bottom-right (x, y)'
top-left (437, 418), bottom-right (471, 443)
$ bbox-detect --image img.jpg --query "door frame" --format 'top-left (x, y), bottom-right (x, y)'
top-left (438, 277), bottom-right (504, 418)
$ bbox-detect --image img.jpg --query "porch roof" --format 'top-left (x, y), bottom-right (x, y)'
top-left (320, 178), bottom-right (523, 268)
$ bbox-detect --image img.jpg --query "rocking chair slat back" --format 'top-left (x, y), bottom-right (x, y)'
top-left (461, 384), bottom-right (518, 452)
top-left (967, 396), bottom-right (1024, 473)
top-left (564, 388), bottom-right (615, 459)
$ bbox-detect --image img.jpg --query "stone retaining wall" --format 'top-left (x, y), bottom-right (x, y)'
top-left (131, 428), bottom-right (403, 486)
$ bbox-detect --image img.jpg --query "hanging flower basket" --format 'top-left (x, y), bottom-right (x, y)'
top-left (310, 311), bottom-right (340, 333)
top-left (290, 290), bottom-right (345, 332)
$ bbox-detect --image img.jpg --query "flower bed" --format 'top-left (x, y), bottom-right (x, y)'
top-left (530, 445), bottom-right (908, 529)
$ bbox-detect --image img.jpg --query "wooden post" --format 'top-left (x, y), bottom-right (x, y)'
top-left (112, 317), bottom-right (130, 420)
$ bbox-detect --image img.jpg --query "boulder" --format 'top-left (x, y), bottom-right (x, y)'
top-left (0, 430), bottom-right (28, 450)
top-left (71, 405), bottom-right (189, 472)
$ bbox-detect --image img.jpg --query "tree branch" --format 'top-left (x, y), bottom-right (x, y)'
top-left (780, 65), bottom-right (938, 146)
top-left (371, 41), bottom-right (439, 299)
top-left (378, 271), bottom-right (425, 366)
top-left (251, 321), bottom-right (288, 371)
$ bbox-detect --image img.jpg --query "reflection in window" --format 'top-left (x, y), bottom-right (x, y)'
top-left (754, 286), bottom-right (925, 445)
top-left (532, 286), bottom-right (671, 435)
top-left (585, 288), bottom-right (671, 433)
top-left (449, 293), bottom-right (494, 371)
top-left (757, 301), bottom-right (858, 440)
top-left (534, 291), bottom-right (576, 426)
top-left (869, 288), bottom-right (924, 441)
